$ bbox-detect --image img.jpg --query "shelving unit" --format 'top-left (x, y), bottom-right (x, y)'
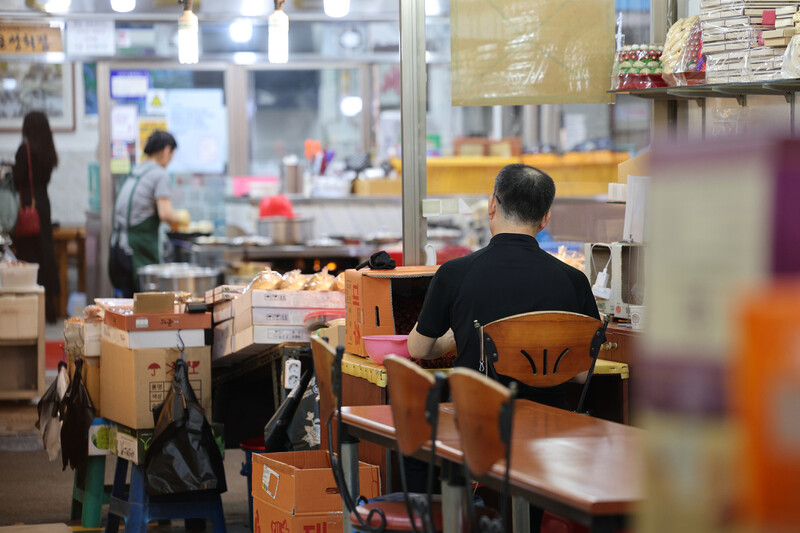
top-left (0, 287), bottom-right (45, 400)
top-left (610, 79), bottom-right (800, 135)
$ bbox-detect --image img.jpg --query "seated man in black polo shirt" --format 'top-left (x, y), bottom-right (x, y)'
top-left (408, 163), bottom-right (599, 408)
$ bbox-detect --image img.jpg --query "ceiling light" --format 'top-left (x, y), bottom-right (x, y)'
top-left (3, 79), bottom-right (18, 91)
top-left (42, 0), bottom-right (70, 13)
top-left (229, 19), bottom-right (253, 43)
top-left (233, 52), bottom-right (258, 64)
top-left (178, 0), bottom-right (199, 64)
top-left (340, 96), bottom-right (362, 117)
top-left (324, 0), bottom-right (349, 18)
top-left (110, 0), bottom-right (135, 13)
top-left (268, 0), bottom-right (288, 64)
top-left (425, 0), bottom-right (441, 16)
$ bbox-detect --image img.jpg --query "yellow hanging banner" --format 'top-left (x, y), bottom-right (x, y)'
top-left (0, 24), bottom-right (63, 54)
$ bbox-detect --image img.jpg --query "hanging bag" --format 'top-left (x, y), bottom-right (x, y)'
top-left (0, 163), bottom-right (18, 234)
top-left (15, 141), bottom-right (41, 237)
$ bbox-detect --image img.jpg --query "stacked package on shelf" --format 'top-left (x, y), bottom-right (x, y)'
top-left (701, 0), bottom-right (754, 83)
top-left (748, 5), bottom-right (799, 79)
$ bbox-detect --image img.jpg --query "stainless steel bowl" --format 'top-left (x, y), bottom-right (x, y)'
top-left (137, 262), bottom-right (221, 298)
top-left (256, 216), bottom-right (314, 245)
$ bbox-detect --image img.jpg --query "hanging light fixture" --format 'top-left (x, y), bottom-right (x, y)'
top-left (178, 0), bottom-right (199, 64)
top-left (110, 0), bottom-right (135, 13)
top-left (268, 0), bottom-right (288, 64)
top-left (324, 0), bottom-right (349, 18)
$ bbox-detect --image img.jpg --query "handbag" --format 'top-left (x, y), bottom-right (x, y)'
top-left (15, 141), bottom-right (41, 237)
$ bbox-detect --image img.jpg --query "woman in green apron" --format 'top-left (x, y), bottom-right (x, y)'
top-left (108, 131), bottom-right (179, 297)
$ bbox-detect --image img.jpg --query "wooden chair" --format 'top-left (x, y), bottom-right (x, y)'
top-left (449, 368), bottom-right (517, 533)
top-left (478, 311), bottom-right (609, 414)
top-left (311, 334), bottom-right (446, 533)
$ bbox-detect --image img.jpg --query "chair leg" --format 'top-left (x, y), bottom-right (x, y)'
top-left (81, 455), bottom-right (106, 529)
top-left (70, 468), bottom-right (83, 521)
top-left (105, 457), bottom-right (130, 533)
top-left (210, 494), bottom-right (228, 533)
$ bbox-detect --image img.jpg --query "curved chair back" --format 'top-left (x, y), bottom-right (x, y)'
top-left (449, 367), bottom-right (516, 532)
top-left (384, 356), bottom-right (437, 456)
top-left (310, 334), bottom-right (336, 428)
top-left (481, 311), bottom-right (608, 413)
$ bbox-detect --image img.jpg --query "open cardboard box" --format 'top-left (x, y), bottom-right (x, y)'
top-left (345, 266), bottom-right (438, 358)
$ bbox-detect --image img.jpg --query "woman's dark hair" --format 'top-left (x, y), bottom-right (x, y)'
top-left (493, 164), bottom-right (556, 226)
top-left (143, 130), bottom-right (178, 156)
top-left (22, 111), bottom-right (58, 169)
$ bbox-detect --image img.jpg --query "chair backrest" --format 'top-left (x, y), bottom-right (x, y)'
top-left (310, 334), bottom-right (337, 426)
top-left (449, 367), bottom-right (513, 477)
top-left (481, 311), bottom-right (605, 388)
top-left (384, 355), bottom-right (436, 457)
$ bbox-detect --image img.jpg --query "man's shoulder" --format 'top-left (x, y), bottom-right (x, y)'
top-left (542, 252), bottom-right (591, 287)
top-left (437, 246), bottom-right (491, 274)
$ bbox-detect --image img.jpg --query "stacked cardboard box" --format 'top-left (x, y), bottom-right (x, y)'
top-left (702, 0), bottom-right (754, 82)
top-left (210, 286), bottom-right (345, 361)
top-left (703, 0), bottom-right (800, 82)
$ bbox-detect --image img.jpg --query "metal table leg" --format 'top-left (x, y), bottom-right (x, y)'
top-left (512, 496), bottom-right (531, 533)
top-left (441, 461), bottom-right (466, 533)
top-left (341, 435), bottom-right (360, 533)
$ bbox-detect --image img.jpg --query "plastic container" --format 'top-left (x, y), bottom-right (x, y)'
top-left (362, 334), bottom-right (411, 365)
top-left (0, 262), bottom-right (39, 288)
top-left (240, 437), bottom-right (267, 530)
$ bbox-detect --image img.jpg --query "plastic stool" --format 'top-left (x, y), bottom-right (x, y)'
top-left (71, 454), bottom-right (110, 528)
top-left (104, 456), bottom-right (227, 533)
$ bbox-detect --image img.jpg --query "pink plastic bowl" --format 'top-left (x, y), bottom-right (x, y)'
top-left (362, 334), bottom-right (411, 365)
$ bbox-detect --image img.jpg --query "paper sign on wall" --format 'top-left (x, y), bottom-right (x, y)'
top-left (66, 21), bottom-right (115, 56)
top-left (146, 89), bottom-right (167, 116)
top-left (111, 105), bottom-right (138, 141)
top-left (110, 70), bottom-right (149, 99)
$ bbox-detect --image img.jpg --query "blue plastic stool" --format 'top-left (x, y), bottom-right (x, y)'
top-left (104, 456), bottom-right (227, 533)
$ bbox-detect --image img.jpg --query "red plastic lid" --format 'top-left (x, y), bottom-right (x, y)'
top-left (259, 194), bottom-right (296, 218)
top-left (239, 437), bottom-right (267, 451)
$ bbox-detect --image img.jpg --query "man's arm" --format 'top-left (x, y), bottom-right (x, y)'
top-left (408, 323), bottom-right (455, 360)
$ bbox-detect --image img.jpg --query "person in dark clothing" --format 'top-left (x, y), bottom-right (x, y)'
top-left (13, 111), bottom-right (60, 323)
top-left (408, 163), bottom-right (600, 408)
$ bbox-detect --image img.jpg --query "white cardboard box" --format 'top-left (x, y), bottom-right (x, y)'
top-left (234, 326), bottom-right (309, 355)
top-left (212, 319), bottom-right (234, 361)
top-left (0, 293), bottom-right (38, 340)
top-left (234, 307), bottom-right (328, 333)
top-left (232, 289), bottom-right (344, 314)
top-left (102, 324), bottom-right (205, 350)
top-left (213, 300), bottom-right (234, 324)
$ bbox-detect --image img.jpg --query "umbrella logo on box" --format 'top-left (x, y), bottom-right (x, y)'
top-left (148, 363), bottom-right (161, 376)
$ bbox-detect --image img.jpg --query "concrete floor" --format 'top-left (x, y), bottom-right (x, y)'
top-left (0, 401), bottom-right (251, 531)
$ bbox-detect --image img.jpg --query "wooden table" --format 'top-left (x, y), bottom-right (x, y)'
top-left (53, 226), bottom-right (86, 317)
top-left (340, 402), bottom-right (644, 533)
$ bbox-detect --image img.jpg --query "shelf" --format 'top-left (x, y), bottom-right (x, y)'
top-left (0, 338), bottom-right (38, 346)
top-left (610, 79), bottom-right (800, 104)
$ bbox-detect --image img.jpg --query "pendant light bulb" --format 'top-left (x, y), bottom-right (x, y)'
top-left (178, 1), bottom-right (199, 64)
top-left (268, 0), bottom-right (289, 64)
top-left (324, 0), bottom-right (350, 18)
top-left (110, 0), bottom-right (135, 13)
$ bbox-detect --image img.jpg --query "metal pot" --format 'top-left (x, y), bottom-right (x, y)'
top-left (256, 216), bottom-right (314, 245)
top-left (137, 263), bottom-right (221, 298)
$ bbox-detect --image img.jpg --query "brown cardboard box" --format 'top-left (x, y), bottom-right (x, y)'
top-left (133, 292), bottom-right (175, 314)
top-left (344, 266), bottom-right (438, 357)
top-left (252, 451), bottom-right (380, 533)
top-left (99, 339), bottom-right (211, 429)
top-left (105, 309), bottom-right (211, 331)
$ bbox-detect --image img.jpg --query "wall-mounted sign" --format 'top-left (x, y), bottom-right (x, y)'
top-left (66, 21), bottom-right (115, 56)
top-left (0, 24), bottom-right (63, 53)
top-left (110, 70), bottom-right (149, 100)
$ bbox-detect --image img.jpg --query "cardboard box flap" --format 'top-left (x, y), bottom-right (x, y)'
top-left (361, 265), bottom-right (439, 279)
